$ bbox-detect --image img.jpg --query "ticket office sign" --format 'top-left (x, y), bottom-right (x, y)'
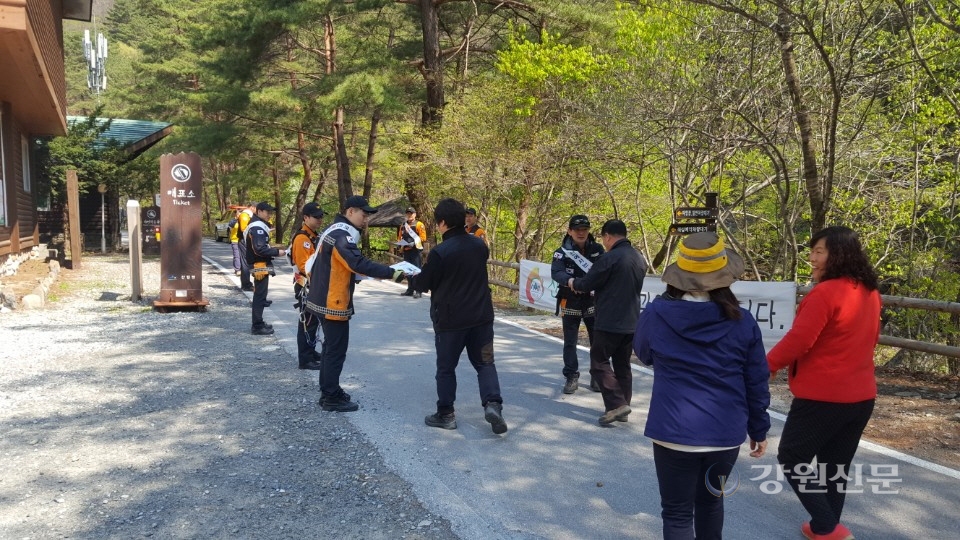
top-left (157, 153), bottom-right (204, 304)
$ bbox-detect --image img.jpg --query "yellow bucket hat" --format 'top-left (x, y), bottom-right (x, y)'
top-left (661, 232), bottom-right (745, 292)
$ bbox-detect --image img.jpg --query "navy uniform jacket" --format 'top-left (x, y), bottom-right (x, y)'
top-left (245, 215), bottom-right (280, 264)
top-left (550, 234), bottom-right (604, 316)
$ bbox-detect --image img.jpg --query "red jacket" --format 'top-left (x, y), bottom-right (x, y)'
top-left (767, 277), bottom-right (881, 403)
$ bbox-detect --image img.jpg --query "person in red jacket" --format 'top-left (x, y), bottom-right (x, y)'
top-left (768, 226), bottom-right (881, 540)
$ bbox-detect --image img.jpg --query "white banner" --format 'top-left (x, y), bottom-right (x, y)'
top-left (518, 259), bottom-right (797, 351)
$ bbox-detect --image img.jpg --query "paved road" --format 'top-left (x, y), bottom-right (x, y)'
top-left (204, 238), bottom-right (959, 539)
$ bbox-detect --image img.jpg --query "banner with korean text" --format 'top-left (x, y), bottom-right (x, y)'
top-left (518, 259), bottom-right (797, 350)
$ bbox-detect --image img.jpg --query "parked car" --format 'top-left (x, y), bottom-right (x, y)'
top-left (214, 206), bottom-right (247, 242)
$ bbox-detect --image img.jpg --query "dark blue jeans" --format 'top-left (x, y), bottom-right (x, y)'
top-left (434, 322), bottom-right (502, 414)
top-left (778, 398), bottom-right (874, 535)
top-left (231, 242), bottom-right (241, 272)
top-left (318, 318), bottom-right (350, 398)
top-left (561, 314), bottom-right (594, 378)
top-left (653, 443), bottom-right (741, 540)
top-left (251, 275), bottom-right (269, 326)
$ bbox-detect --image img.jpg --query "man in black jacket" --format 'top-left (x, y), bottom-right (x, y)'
top-left (551, 214), bottom-right (605, 394)
top-left (570, 219), bottom-right (647, 425)
top-left (414, 198), bottom-right (507, 435)
top-left (245, 202), bottom-right (287, 336)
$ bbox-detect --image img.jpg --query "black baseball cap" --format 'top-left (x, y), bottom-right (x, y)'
top-left (405, 206), bottom-right (416, 214)
top-left (465, 207), bottom-right (477, 215)
top-left (343, 195), bottom-right (378, 213)
top-left (302, 202), bottom-right (325, 218)
top-left (568, 215), bottom-right (590, 229)
top-left (256, 201), bottom-right (276, 212)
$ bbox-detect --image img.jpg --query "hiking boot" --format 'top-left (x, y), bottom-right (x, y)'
top-left (484, 402), bottom-right (508, 434)
top-left (320, 396), bottom-right (359, 412)
top-left (589, 379), bottom-right (601, 392)
top-left (241, 285), bottom-right (254, 291)
top-left (424, 412), bottom-right (457, 430)
top-left (413, 292), bottom-right (422, 298)
top-left (802, 522), bottom-right (854, 540)
top-left (298, 360), bottom-right (322, 370)
top-left (400, 290), bottom-right (414, 297)
top-left (599, 405), bottom-right (631, 425)
top-left (251, 324), bottom-right (275, 335)
top-left (562, 376), bottom-right (579, 394)
top-left (263, 300), bottom-right (272, 307)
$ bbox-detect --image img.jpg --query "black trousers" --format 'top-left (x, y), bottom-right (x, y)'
top-left (318, 318), bottom-right (350, 398)
top-left (434, 322), bottom-right (502, 415)
top-left (561, 314), bottom-right (594, 378)
top-left (653, 444), bottom-right (740, 540)
top-left (295, 283), bottom-right (321, 365)
top-left (778, 398), bottom-right (875, 535)
top-left (589, 329), bottom-right (634, 411)
top-left (251, 274), bottom-right (269, 326)
top-left (402, 249), bottom-right (422, 293)
top-left (238, 242), bottom-right (252, 288)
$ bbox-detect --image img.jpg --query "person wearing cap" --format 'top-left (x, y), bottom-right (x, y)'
top-left (236, 204), bottom-right (256, 291)
top-left (633, 231), bottom-right (770, 540)
top-left (551, 214), bottom-right (605, 394)
top-left (767, 226), bottom-right (880, 540)
top-left (305, 195), bottom-right (407, 412)
top-left (568, 219), bottom-right (647, 425)
top-left (290, 202), bottom-right (325, 370)
top-left (397, 206), bottom-right (427, 297)
top-left (228, 209), bottom-right (242, 276)
top-left (245, 202), bottom-right (287, 336)
top-left (464, 207), bottom-right (487, 244)
top-left (413, 198), bottom-right (507, 435)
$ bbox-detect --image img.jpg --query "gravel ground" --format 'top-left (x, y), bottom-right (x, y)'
top-left (0, 254), bottom-right (458, 540)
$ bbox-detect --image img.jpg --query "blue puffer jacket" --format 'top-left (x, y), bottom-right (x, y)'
top-left (634, 295), bottom-right (770, 446)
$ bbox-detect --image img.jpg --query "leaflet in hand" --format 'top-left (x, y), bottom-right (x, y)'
top-left (390, 261), bottom-right (422, 275)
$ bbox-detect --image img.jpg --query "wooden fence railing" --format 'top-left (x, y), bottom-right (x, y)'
top-left (797, 285), bottom-right (960, 359)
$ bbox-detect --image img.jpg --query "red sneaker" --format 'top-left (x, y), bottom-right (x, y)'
top-left (801, 522), bottom-right (854, 540)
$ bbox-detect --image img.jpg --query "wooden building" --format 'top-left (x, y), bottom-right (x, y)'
top-left (0, 0), bottom-right (93, 262)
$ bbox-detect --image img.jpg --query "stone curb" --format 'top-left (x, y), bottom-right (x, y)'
top-left (0, 247), bottom-right (61, 312)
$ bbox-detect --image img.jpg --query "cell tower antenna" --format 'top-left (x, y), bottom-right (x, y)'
top-left (82, 18), bottom-right (108, 101)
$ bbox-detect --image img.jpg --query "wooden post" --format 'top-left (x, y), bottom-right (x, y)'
top-left (66, 169), bottom-right (82, 269)
top-left (127, 200), bottom-right (142, 301)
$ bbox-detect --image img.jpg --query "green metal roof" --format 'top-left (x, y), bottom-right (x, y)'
top-left (66, 116), bottom-right (174, 158)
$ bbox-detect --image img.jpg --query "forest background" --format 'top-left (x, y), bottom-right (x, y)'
top-left (39, 0), bottom-right (959, 374)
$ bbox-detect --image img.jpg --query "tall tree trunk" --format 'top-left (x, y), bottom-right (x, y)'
top-left (272, 158), bottom-right (284, 241)
top-left (776, 9), bottom-right (825, 232)
top-left (511, 169), bottom-right (533, 263)
top-left (285, 35), bottom-right (313, 239)
top-left (334, 107), bottom-right (352, 208)
top-left (418, 0), bottom-right (444, 127)
top-left (363, 108), bottom-right (381, 200)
